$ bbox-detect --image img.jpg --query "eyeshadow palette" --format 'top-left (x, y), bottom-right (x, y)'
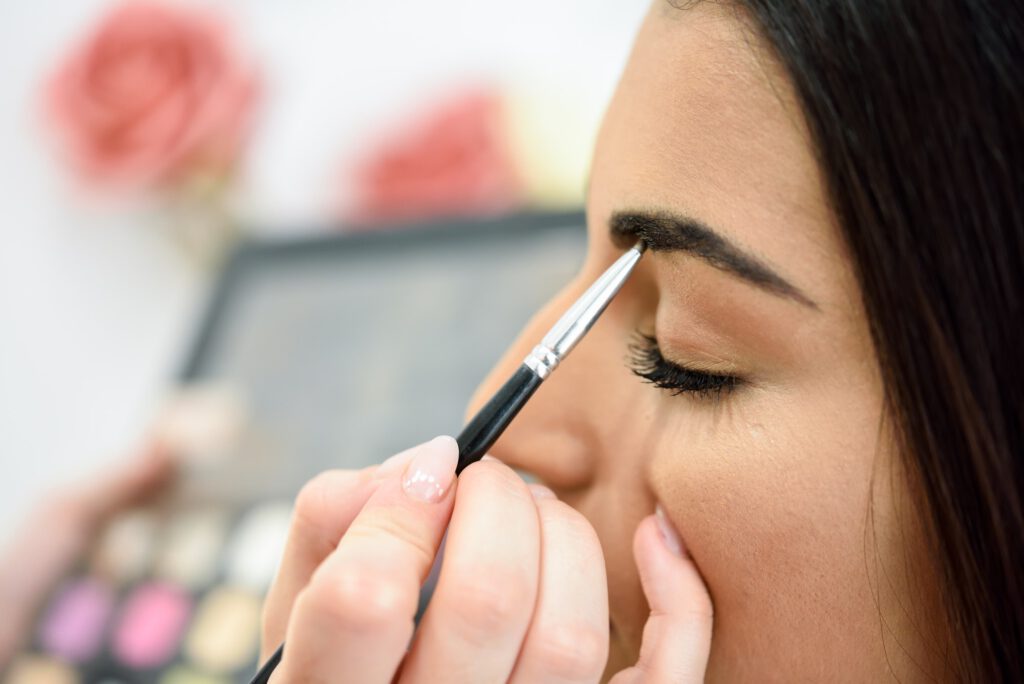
top-left (4, 211), bottom-right (586, 683)
top-left (9, 501), bottom-right (290, 684)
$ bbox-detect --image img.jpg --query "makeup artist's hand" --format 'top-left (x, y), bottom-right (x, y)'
top-left (261, 436), bottom-right (713, 683)
top-left (0, 441), bottom-right (175, 666)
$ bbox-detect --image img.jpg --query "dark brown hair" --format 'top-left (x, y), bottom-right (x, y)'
top-left (729, 1), bottom-right (1022, 680)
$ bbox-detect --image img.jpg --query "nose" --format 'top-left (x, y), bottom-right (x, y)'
top-left (463, 251), bottom-right (649, 493)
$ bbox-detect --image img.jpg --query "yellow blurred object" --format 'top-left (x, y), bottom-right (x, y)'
top-left (183, 586), bottom-right (262, 674)
top-left (503, 83), bottom-right (601, 208)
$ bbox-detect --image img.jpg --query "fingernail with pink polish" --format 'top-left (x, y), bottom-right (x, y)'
top-left (655, 504), bottom-right (687, 557)
top-left (402, 436), bottom-right (457, 503)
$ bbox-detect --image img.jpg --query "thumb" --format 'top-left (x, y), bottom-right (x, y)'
top-left (610, 505), bottom-right (713, 683)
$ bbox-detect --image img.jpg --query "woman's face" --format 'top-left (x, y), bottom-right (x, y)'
top-left (469, 2), bottom-right (944, 681)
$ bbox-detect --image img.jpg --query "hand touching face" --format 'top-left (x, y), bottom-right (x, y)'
top-left (261, 437), bottom-right (715, 683)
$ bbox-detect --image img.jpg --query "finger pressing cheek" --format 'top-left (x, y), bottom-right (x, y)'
top-left (610, 508), bottom-right (713, 684)
top-left (276, 436), bottom-right (458, 684)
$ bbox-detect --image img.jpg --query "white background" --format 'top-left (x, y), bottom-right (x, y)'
top-left (0, 0), bottom-right (648, 542)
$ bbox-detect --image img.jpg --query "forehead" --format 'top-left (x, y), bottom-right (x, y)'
top-left (589, 2), bottom-right (846, 304)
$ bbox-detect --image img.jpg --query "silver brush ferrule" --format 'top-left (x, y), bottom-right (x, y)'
top-left (524, 344), bottom-right (560, 379)
top-left (522, 241), bottom-right (645, 380)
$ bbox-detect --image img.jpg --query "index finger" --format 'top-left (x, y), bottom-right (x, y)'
top-left (276, 436), bottom-right (458, 684)
top-left (261, 465), bottom-right (381, 655)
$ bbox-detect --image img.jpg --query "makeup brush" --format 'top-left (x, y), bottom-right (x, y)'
top-left (454, 240), bottom-right (646, 472)
top-left (249, 240), bottom-right (646, 684)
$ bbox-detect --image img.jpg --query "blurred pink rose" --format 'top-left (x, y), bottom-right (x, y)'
top-left (347, 90), bottom-right (523, 225)
top-left (44, 2), bottom-right (258, 188)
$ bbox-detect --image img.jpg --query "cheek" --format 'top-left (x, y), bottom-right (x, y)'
top-left (648, 379), bottom-right (891, 655)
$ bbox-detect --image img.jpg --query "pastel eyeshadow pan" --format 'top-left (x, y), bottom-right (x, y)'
top-left (224, 502), bottom-right (292, 592)
top-left (155, 509), bottom-right (229, 589)
top-left (184, 586), bottom-right (262, 674)
top-left (37, 578), bottom-right (115, 663)
top-left (92, 512), bottom-right (158, 583)
top-left (112, 582), bottom-right (192, 669)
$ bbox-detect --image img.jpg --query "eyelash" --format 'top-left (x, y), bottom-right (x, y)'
top-left (627, 332), bottom-right (741, 401)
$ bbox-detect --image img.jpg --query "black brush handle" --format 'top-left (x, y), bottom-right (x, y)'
top-left (455, 364), bottom-right (542, 474)
top-left (249, 643), bottom-right (282, 684)
top-left (249, 364), bottom-right (542, 683)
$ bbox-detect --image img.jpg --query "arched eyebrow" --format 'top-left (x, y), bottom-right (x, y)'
top-left (610, 209), bottom-right (818, 309)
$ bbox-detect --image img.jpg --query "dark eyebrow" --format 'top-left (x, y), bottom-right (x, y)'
top-left (610, 210), bottom-right (818, 309)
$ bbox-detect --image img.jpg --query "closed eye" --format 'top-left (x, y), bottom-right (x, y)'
top-left (628, 332), bottom-right (741, 400)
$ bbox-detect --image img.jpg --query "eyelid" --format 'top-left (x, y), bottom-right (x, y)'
top-left (639, 331), bottom-right (742, 376)
top-left (627, 332), bottom-right (742, 399)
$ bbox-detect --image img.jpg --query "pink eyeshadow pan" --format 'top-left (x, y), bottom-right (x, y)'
top-left (38, 578), bottom-right (114, 663)
top-left (112, 582), bottom-right (191, 668)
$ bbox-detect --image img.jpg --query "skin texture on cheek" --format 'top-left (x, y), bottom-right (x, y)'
top-left (647, 382), bottom-right (888, 676)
